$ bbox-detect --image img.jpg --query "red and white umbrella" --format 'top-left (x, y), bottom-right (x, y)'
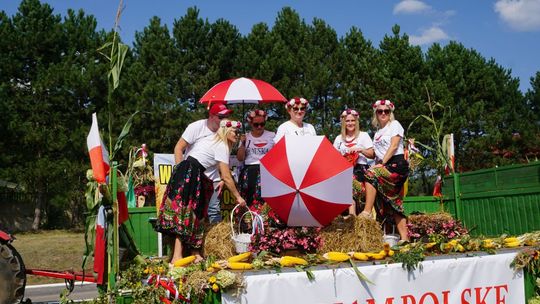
top-left (260, 135), bottom-right (353, 227)
top-left (199, 77), bottom-right (287, 105)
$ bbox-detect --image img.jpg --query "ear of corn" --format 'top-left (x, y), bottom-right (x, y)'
top-left (425, 242), bottom-right (437, 249)
top-left (503, 237), bottom-right (519, 243)
top-left (227, 262), bottom-right (253, 270)
top-left (280, 256), bottom-right (308, 267)
top-left (173, 255), bottom-right (197, 267)
top-left (352, 252), bottom-right (369, 261)
top-left (504, 241), bottom-right (521, 248)
top-left (323, 252), bottom-right (350, 262)
top-left (227, 252), bottom-right (252, 263)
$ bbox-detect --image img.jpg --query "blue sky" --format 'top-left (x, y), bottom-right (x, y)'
top-left (2, 0), bottom-right (540, 93)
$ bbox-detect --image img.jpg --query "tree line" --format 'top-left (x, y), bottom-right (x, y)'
top-left (1, 0), bottom-right (539, 229)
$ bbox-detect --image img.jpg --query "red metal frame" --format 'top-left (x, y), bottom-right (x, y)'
top-left (26, 269), bottom-right (98, 283)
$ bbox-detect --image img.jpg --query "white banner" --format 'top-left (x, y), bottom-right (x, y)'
top-left (223, 252), bottom-right (524, 304)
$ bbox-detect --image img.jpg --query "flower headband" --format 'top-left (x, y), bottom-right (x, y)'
top-left (341, 109), bottom-right (359, 118)
top-left (220, 120), bottom-right (242, 129)
top-left (286, 97), bottom-right (309, 108)
top-left (246, 109), bottom-right (267, 122)
top-left (372, 99), bottom-right (395, 111)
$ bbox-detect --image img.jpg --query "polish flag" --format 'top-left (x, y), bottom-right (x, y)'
top-left (94, 206), bottom-right (107, 285)
top-left (87, 113), bottom-right (110, 183)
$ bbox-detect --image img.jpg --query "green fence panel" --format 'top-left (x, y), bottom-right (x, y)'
top-left (126, 207), bottom-right (158, 256)
top-left (439, 161), bottom-right (540, 236)
top-left (403, 196), bottom-right (445, 215)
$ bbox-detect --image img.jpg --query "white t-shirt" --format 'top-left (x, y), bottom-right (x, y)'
top-left (180, 119), bottom-right (221, 181)
top-left (181, 119), bottom-right (214, 157)
top-left (243, 130), bottom-right (276, 165)
top-left (187, 136), bottom-right (229, 180)
top-left (274, 121), bottom-right (317, 143)
top-left (333, 132), bottom-right (373, 165)
top-left (373, 120), bottom-right (405, 161)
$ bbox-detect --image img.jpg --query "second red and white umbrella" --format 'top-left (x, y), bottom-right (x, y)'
top-left (260, 135), bottom-right (353, 227)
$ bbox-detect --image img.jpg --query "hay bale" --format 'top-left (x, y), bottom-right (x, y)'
top-left (321, 215), bottom-right (384, 253)
top-left (204, 221), bottom-right (236, 259)
top-left (408, 212), bottom-right (453, 226)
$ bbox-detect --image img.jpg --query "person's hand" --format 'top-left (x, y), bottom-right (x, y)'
top-left (239, 134), bottom-right (246, 146)
top-left (236, 196), bottom-right (246, 207)
top-left (216, 180), bottom-right (225, 195)
top-left (374, 163), bottom-right (384, 168)
top-left (348, 147), bottom-right (362, 154)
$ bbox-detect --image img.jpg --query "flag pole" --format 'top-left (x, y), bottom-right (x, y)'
top-left (108, 162), bottom-right (118, 292)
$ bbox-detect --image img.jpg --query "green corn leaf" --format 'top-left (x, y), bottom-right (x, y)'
top-left (349, 259), bottom-right (374, 285)
top-left (111, 111), bottom-right (139, 160)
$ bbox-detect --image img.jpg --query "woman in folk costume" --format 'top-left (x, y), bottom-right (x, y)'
top-left (333, 108), bottom-right (374, 215)
top-left (236, 109), bottom-right (275, 212)
top-left (156, 119), bottom-right (246, 264)
top-left (360, 100), bottom-right (410, 241)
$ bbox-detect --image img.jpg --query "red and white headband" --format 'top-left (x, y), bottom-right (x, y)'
top-left (220, 120), bottom-right (242, 129)
top-left (372, 99), bottom-right (395, 111)
top-left (341, 108), bottom-right (359, 118)
top-left (286, 97), bottom-right (309, 108)
top-left (246, 109), bottom-right (267, 122)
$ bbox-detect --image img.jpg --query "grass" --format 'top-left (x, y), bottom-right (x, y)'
top-left (11, 230), bottom-right (92, 285)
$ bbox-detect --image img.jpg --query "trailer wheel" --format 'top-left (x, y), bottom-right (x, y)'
top-left (0, 242), bottom-right (26, 304)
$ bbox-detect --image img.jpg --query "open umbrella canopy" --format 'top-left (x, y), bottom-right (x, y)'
top-left (199, 77), bottom-right (287, 105)
top-left (260, 135), bottom-right (353, 227)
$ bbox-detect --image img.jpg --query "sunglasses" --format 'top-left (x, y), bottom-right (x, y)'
top-left (292, 106), bottom-right (306, 112)
top-left (376, 109), bottom-right (391, 115)
top-left (252, 122), bottom-right (265, 128)
top-left (217, 114), bottom-right (228, 119)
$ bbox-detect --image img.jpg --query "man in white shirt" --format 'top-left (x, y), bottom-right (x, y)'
top-left (173, 103), bottom-right (232, 223)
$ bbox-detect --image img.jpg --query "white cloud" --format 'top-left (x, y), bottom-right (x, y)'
top-left (393, 0), bottom-right (431, 15)
top-left (409, 26), bottom-right (450, 46)
top-left (494, 0), bottom-right (540, 31)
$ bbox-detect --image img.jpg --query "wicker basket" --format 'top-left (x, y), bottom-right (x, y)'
top-left (230, 205), bottom-right (264, 253)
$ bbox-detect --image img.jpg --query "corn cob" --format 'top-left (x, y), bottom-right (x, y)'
top-left (503, 237), bottom-right (518, 243)
top-left (173, 255), bottom-right (197, 267)
top-left (504, 241), bottom-right (521, 248)
top-left (352, 252), bottom-right (369, 261)
top-left (227, 252), bottom-right (252, 263)
top-left (323, 252), bottom-right (350, 262)
top-left (280, 256), bottom-right (308, 267)
top-left (227, 262), bottom-right (253, 270)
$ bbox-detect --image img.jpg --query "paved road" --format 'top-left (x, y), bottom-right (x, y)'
top-left (24, 283), bottom-right (99, 303)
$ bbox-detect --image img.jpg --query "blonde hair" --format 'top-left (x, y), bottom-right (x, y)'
top-left (371, 107), bottom-right (395, 129)
top-left (215, 119), bottom-right (238, 151)
top-left (340, 114), bottom-right (360, 139)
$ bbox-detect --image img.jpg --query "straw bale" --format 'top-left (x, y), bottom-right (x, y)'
top-left (321, 215), bottom-right (384, 253)
top-left (408, 212), bottom-right (454, 227)
top-left (204, 221), bottom-right (236, 259)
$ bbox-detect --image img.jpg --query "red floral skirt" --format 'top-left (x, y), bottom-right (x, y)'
top-left (155, 156), bottom-right (213, 248)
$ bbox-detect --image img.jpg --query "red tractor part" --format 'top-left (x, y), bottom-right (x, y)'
top-left (0, 230), bottom-right (27, 304)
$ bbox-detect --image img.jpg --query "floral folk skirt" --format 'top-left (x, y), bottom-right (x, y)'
top-left (238, 164), bottom-right (265, 212)
top-left (352, 164), bottom-right (369, 213)
top-left (155, 156), bottom-right (213, 248)
top-left (364, 155), bottom-right (409, 217)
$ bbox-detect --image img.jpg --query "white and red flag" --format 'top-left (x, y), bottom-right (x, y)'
top-left (93, 205), bottom-right (107, 285)
top-left (87, 113), bottom-right (110, 183)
